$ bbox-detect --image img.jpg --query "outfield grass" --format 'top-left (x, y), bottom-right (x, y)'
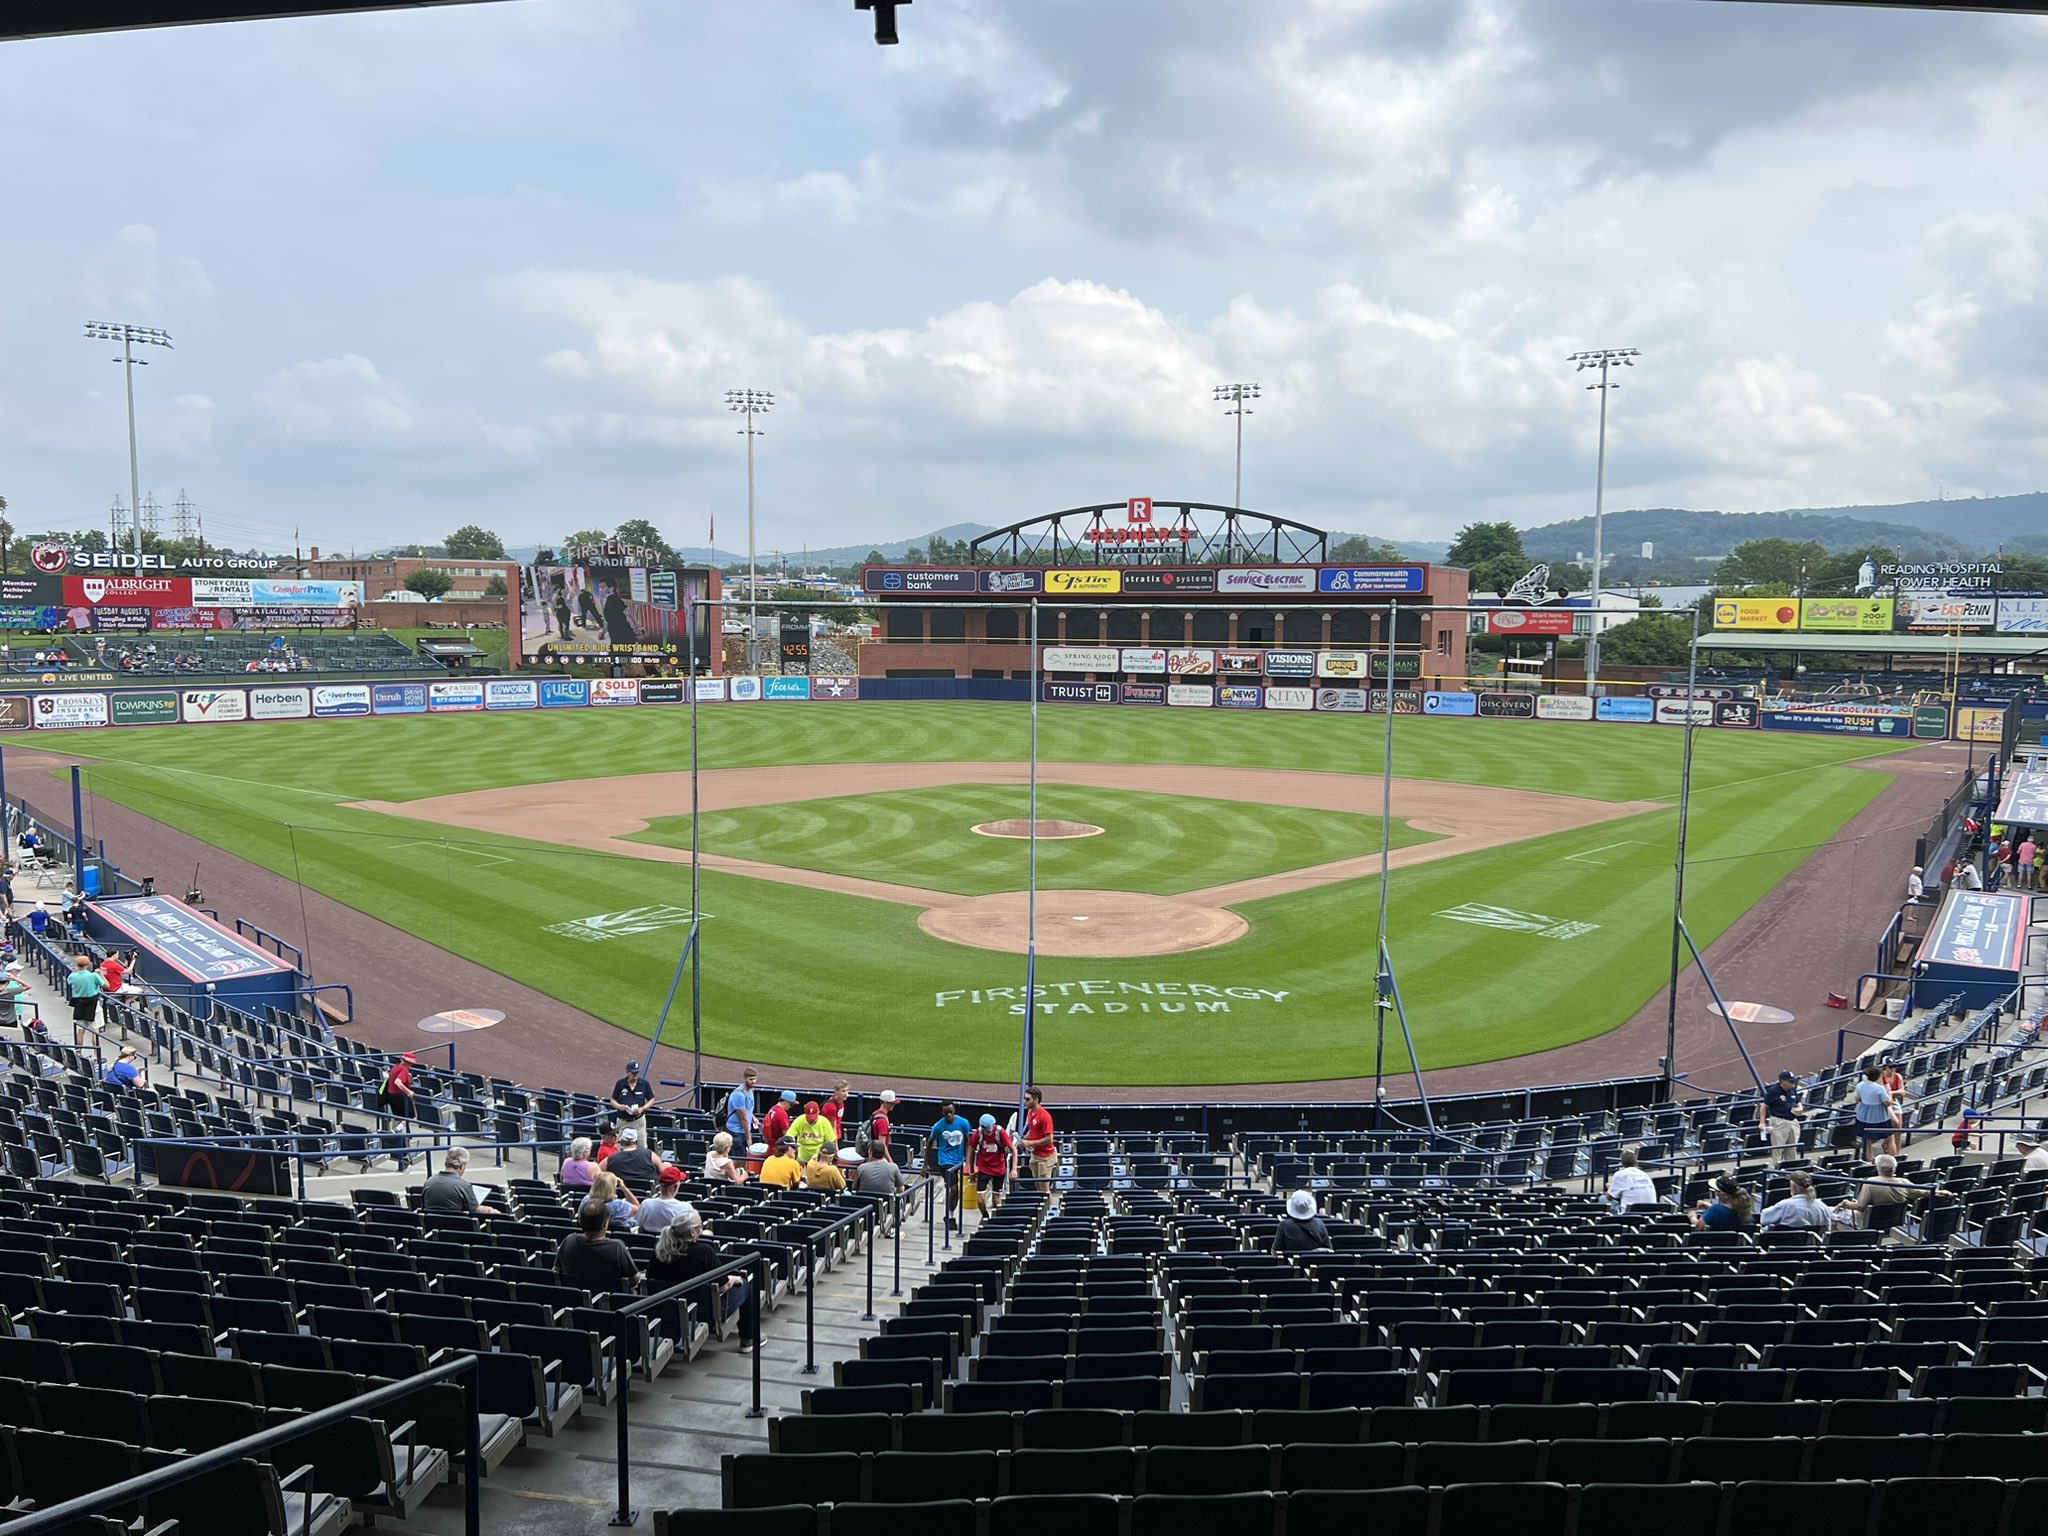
top-left (628, 784), bottom-right (1437, 897)
top-left (32, 703), bottom-right (1910, 1084)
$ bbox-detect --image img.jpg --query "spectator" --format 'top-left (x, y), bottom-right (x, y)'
top-left (1021, 1086), bottom-right (1058, 1193)
top-left (64, 953), bottom-right (104, 1028)
top-left (1837, 1153), bottom-right (1924, 1226)
top-left (927, 1101), bottom-right (971, 1231)
top-left (1955, 858), bottom-right (1984, 891)
top-left (1691, 1175), bottom-right (1755, 1230)
top-left (636, 1166), bottom-right (691, 1235)
top-left (591, 1169), bottom-right (639, 1230)
top-left (1878, 1059), bottom-right (1911, 1157)
top-left (2017, 1129), bottom-right (2048, 1175)
top-left (555, 1198), bottom-right (641, 1292)
top-left (1275, 1189), bottom-right (1332, 1252)
top-left (854, 1140), bottom-right (906, 1231)
top-left (101, 1045), bottom-right (147, 1091)
top-left (862, 1089), bottom-right (898, 1160)
top-left (2020, 834), bottom-right (2040, 891)
top-left (646, 1206), bottom-right (755, 1346)
top-left (820, 1080), bottom-right (852, 1141)
top-left (722, 1067), bottom-right (759, 1145)
top-left (25, 903), bottom-right (49, 941)
top-left (0, 866), bottom-right (14, 922)
top-left (967, 1113), bottom-right (1012, 1222)
top-left (605, 1127), bottom-right (662, 1194)
top-left (593, 1125), bottom-right (620, 1166)
top-left (1852, 1065), bottom-right (1895, 1158)
top-left (1759, 1170), bottom-right (1830, 1231)
top-left (802, 1149), bottom-right (846, 1192)
top-left (789, 1100), bottom-right (836, 1165)
top-left (559, 1137), bottom-right (598, 1191)
top-left (377, 1051), bottom-right (418, 1123)
top-left (609, 1062), bottom-right (652, 1121)
top-left (760, 1089), bottom-right (796, 1150)
top-left (1605, 1147), bottom-right (1660, 1210)
top-left (2, 962), bottom-right (36, 1037)
top-left (98, 949), bottom-right (132, 995)
top-left (421, 1146), bottom-right (500, 1217)
top-left (1759, 1069), bottom-right (1807, 1167)
top-left (758, 1136), bottom-right (804, 1189)
top-left (702, 1130), bottom-right (748, 1184)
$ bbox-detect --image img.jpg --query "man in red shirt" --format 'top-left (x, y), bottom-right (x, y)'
top-left (1022, 1086), bottom-right (1057, 1193)
top-left (379, 1052), bottom-right (417, 1122)
top-left (99, 950), bottom-right (130, 996)
top-left (820, 1080), bottom-right (852, 1139)
top-left (760, 1090), bottom-right (796, 1152)
top-left (966, 1114), bottom-right (1012, 1223)
top-left (868, 1089), bottom-right (897, 1159)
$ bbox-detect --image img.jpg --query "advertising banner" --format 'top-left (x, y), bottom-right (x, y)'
top-left (89, 608), bottom-right (154, 633)
top-left (1219, 567), bottom-right (1316, 594)
top-left (1485, 608), bottom-right (1577, 636)
top-left (520, 561), bottom-right (703, 667)
top-left (370, 683), bottom-right (427, 716)
top-left (764, 676), bottom-right (813, 700)
top-left (1262, 651), bottom-right (1317, 677)
top-left (1957, 705), bottom-right (2006, 744)
top-left (1121, 682), bottom-right (1167, 706)
top-left (1996, 597), bottom-right (2048, 633)
top-left (812, 676), bottom-right (859, 701)
top-left (1883, 560), bottom-right (2002, 590)
top-left (1654, 698), bottom-right (1714, 726)
top-left (1217, 650), bottom-right (1263, 673)
top-left (1317, 651), bottom-right (1372, 680)
top-left (1217, 685), bottom-right (1263, 708)
top-left (427, 681), bottom-right (486, 712)
top-left (649, 570), bottom-right (677, 610)
top-left (0, 576), bottom-right (60, 604)
top-left (1646, 683), bottom-right (1742, 700)
top-left (1118, 568), bottom-right (1215, 593)
top-left (628, 567), bottom-right (650, 604)
top-left (0, 697), bottom-right (29, 731)
top-left (1537, 694), bottom-right (1595, 721)
top-left (729, 677), bottom-right (762, 701)
top-left (1712, 598), bottom-right (1801, 631)
top-left (1996, 768), bottom-right (2048, 826)
top-left (190, 578), bottom-right (254, 606)
top-left (34, 692), bottom-right (110, 730)
top-left (246, 579), bottom-right (363, 609)
top-left (1913, 703), bottom-right (1950, 739)
top-left (248, 686), bottom-right (312, 720)
top-left (1319, 566), bottom-right (1426, 594)
top-left (1423, 691), bottom-right (1478, 717)
top-left (182, 688), bottom-right (250, 723)
top-left (1165, 649), bottom-right (1215, 676)
top-left (978, 569), bottom-right (1042, 594)
top-left (1758, 703), bottom-right (1913, 738)
top-left (0, 606), bottom-right (63, 630)
top-left (1045, 647), bottom-right (1118, 672)
top-left (1897, 592), bottom-right (1997, 630)
top-left (110, 691), bottom-right (180, 726)
top-left (539, 678), bottom-right (590, 708)
top-left (1118, 648), bottom-right (1167, 674)
top-left (590, 678), bottom-right (641, 706)
top-left (637, 679), bottom-right (684, 704)
top-left (312, 684), bottom-right (372, 717)
top-left (1713, 699), bottom-right (1760, 729)
top-left (1315, 688), bottom-right (1370, 713)
top-left (1478, 692), bottom-right (1536, 719)
top-left (862, 568), bottom-right (978, 594)
top-left (1166, 683), bottom-right (1214, 707)
top-left (1264, 686), bottom-right (1314, 711)
top-left (64, 575), bottom-right (193, 609)
top-left (1595, 696), bottom-right (1654, 723)
top-left (693, 678), bottom-right (729, 703)
top-left (484, 679), bottom-right (540, 710)
top-left (1368, 689), bottom-right (1423, 715)
top-left (1799, 597), bottom-right (1893, 633)
top-left (1043, 569), bottom-right (1122, 595)
top-left (1369, 655), bottom-right (1422, 678)
top-left (1921, 891), bottom-right (2029, 972)
top-left (778, 617), bottom-right (811, 674)
top-left (1042, 681), bottom-right (1120, 704)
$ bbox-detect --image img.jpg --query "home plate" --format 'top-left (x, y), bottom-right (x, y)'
top-left (1709, 1001), bottom-right (1795, 1026)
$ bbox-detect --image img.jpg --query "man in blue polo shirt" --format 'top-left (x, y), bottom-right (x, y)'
top-left (723, 1067), bottom-right (758, 1144)
top-left (1759, 1069), bottom-right (1806, 1167)
top-left (610, 1062), bottom-right (653, 1121)
top-left (927, 1101), bottom-right (971, 1232)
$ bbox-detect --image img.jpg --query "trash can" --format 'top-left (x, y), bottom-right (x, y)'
top-left (81, 863), bottom-right (102, 898)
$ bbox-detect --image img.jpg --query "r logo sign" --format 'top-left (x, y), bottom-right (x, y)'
top-left (1127, 497), bottom-right (1153, 524)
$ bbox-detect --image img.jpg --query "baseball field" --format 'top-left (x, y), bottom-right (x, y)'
top-left (28, 702), bottom-right (1908, 1085)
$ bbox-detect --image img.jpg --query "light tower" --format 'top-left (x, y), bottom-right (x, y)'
top-left (84, 322), bottom-right (173, 557)
top-left (1213, 383), bottom-right (1260, 508)
top-left (1567, 347), bottom-right (1638, 696)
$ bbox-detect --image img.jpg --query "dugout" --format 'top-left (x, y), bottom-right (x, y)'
top-left (1912, 889), bottom-right (2034, 1012)
top-left (86, 894), bottom-right (304, 1018)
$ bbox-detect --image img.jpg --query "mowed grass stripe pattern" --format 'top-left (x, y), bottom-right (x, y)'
top-left (629, 784), bottom-right (1436, 897)
top-left (37, 703), bottom-right (1913, 1084)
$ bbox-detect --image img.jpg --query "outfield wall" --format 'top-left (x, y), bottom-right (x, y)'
top-left (0, 673), bottom-right (1960, 741)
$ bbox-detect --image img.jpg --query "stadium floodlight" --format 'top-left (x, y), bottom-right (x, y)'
top-left (1567, 347), bottom-right (1639, 699)
top-left (725, 389), bottom-right (775, 655)
top-left (84, 322), bottom-right (173, 557)
top-left (1213, 383), bottom-right (1260, 509)
top-left (854, 0), bottom-right (910, 45)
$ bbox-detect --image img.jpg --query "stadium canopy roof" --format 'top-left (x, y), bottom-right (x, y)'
top-left (9, 0), bottom-right (2047, 44)
top-left (1703, 631), bottom-right (2048, 657)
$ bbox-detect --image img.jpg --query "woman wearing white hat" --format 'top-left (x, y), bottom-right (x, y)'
top-left (1, 962), bottom-right (33, 1035)
top-left (1275, 1190), bottom-right (1332, 1253)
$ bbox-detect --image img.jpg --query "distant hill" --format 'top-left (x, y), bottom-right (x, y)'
top-left (1520, 507), bottom-right (1977, 562)
top-left (1770, 492), bottom-right (2048, 551)
top-left (669, 522), bottom-right (997, 569)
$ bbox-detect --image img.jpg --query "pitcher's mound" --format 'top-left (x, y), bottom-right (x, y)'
top-left (919, 889), bottom-right (1247, 957)
top-left (972, 819), bottom-right (1104, 840)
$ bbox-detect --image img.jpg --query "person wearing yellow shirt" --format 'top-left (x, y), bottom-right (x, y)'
top-left (802, 1152), bottom-right (846, 1192)
top-left (789, 1100), bottom-right (837, 1165)
top-left (758, 1136), bottom-right (804, 1189)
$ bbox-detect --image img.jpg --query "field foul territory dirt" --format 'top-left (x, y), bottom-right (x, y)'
top-left (351, 762), bottom-right (1662, 958)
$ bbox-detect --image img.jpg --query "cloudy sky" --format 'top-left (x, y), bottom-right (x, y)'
top-left (2, 0), bottom-right (2045, 558)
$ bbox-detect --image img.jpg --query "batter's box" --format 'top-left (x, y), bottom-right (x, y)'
top-left (544, 904), bottom-right (711, 944)
top-left (1436, 902), bottom-right (1602, 942)
top-left (1564, 840), bottom-right (1642, 867)
top-left (386, 840), bottom-right (514, 866)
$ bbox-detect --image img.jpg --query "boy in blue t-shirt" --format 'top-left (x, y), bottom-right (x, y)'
top-left (927, 1102), bottom-right (971, 1231)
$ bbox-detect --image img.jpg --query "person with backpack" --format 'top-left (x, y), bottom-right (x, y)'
top-left (378, 1051), bottom-right (418, 1122)
top-left (966, 1114), bottom-right (1013, 1224)
top-left (721, 1067), bottom-right (759, 1144)
top-left (856, 1089), bottom-right (897, 1161)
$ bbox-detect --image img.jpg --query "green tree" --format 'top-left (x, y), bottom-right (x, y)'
top-left (614, 519), bottom-right (673, 560)
top-left (443, 524), bottom-right (506, 560)
top-left (863, 549), bottom-right (885, 566)
top-left (1714, 538), bottom-right (1827, 590)
top-left (1327, 534), bottom-right (1405, 563)
top-left (1596, 612), bottom-right (1694, 667)
top-left (562, 528), bottom-right (608, 554)
top-left (1445, 520), bottom-right (1532, 594)
top-left (483, 573), bottom-right (508, 597)
top-left (404, 568), bottom-right (455, 600)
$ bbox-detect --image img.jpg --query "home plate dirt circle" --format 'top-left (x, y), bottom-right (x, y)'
top-left (971, 819), bottom-right (1105, 840)
top-left (918, 889), bottom-right (1248, 958)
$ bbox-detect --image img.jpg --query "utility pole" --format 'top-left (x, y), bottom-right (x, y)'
top-left (138, 493), bottom-right (160, 537)
top-left (1213, 384), bottom-right (1260, 508)
top-left (172, 490), bottom-right (198, 543)
top-left (84, 322), bottom-right (172, 558)
top-left (725, 388), bottom-right (773, 665)
top-left (1567, 347), bottom-right (1638, 697)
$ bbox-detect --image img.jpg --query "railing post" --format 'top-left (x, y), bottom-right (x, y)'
top-left (746, 1255), bottom-right (766, 1418)
top-left (891, 1191), bottom-right (903, 1298)
top-left (801, 1232), bottom-right (817, 1376)
top-left (929, 1176), bottom-right (938, 1263)
top-left (863, 1207), bottom-right (876, 1321)
top-left (461, 1359), bottom-right (482, 1536)
top-left (609, 1309), bottom-right (636, 1526)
